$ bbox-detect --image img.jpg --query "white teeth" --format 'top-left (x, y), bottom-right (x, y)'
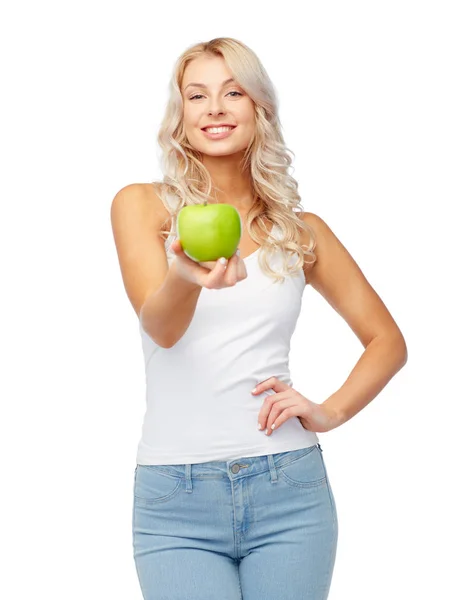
top-left (204, 126), bottom-right (235, 133)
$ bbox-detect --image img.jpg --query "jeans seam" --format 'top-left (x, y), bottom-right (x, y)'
top-left (275, 445), bottom-right (317, 470)
top-left (132, 467), bottom-right (137, 560)
top-left (317, 450), bottom-right (337, 528)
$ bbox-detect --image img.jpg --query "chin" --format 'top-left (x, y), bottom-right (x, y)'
top-left (202, 149), bottom-right (248, 159)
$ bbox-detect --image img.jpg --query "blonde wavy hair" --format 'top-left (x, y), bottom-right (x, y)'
top-left (154, 37), bottom-right (317, 283)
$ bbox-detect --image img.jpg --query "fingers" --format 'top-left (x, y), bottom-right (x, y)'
top-left (169, 239), bottom-right (181, 254)
top-left (223, 252), bottom-right (242, 286)
top-left (171, 239), bottom-right (246, 289)
top-left (171, 239), bottom-right (208, 270)
top-left (206, 256), bottom-right (231, 288)
top-left (205, 251), bottom-right (244, 289)
top-left (236, 254), bottom-right (248, 280)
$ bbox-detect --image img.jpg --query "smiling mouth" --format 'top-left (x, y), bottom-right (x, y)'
top-left (199, 126), bottom-right (238, 142)
top-left (201, 126), bottom-right (237, 132)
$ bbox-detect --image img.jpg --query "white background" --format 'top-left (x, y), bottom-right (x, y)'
top-left (1, 1), bottom-right (458, 598)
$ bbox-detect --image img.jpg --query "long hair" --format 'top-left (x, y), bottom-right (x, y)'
top-left (154, 37), bottom-right (316, 283)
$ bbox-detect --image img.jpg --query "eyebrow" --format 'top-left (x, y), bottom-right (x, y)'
top-left (184, 78), bottom-right (236, 91)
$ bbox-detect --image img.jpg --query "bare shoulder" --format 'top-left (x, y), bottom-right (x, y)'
top-left (298, 209), bottom-right (361, 275)
top-left (298, 209), bottom-right (361, 292)
top-left (110, 182), bottom-right (158, 218)
top-left (297, 211), bottom-right (406, 348)
top-left (114, 181), bottom-right (169, 217)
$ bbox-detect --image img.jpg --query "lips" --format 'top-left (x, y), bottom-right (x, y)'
top-left (200, 126), bottom-right (238, 141)
top-left (201, 126), bottom-right (236, 131)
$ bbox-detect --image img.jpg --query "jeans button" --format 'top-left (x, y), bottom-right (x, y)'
top-left (231, 464), bottom-right (241, 474)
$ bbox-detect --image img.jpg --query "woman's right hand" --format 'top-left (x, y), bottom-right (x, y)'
top-left (169, 238), bottom-right (248, 289)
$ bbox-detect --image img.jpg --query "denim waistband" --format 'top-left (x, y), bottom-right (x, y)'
top-left (137, 444), bottom-right (322, 493)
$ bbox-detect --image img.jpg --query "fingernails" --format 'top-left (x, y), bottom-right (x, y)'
top-left (257, 423), bottom-right (262, 430)
top-left (236, 248), bottom-right (241, 257)
top-left (251, 387), bottom-right (257, 393)
top-left (219, 257), bottom-right (227, 265)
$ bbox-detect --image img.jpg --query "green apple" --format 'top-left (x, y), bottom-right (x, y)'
top-left (177, 202), bottom-right (242, 262)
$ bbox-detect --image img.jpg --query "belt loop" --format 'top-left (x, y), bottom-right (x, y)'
top-left (185, 463), bottom-right (193, 492)
top-left (267, 454), bottom-right (278, 483)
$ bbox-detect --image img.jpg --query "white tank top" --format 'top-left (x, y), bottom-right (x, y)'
top-left (136, 193), bottom-right (319, 465)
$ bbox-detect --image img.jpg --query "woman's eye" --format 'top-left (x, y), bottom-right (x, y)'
top-left (189, 91), bottom-right (243, 100)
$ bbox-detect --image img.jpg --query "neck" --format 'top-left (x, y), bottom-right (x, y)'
top-left (202, 152), bottom-right (254, 212)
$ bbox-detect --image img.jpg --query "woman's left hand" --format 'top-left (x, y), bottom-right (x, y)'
top-left (253, 376), bottom-right (339, 434)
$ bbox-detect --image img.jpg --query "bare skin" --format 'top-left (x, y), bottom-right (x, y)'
top-left (181, 54), bottom-right (256, 214)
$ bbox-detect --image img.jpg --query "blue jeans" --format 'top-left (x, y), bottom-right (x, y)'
top-left (132, 443), bottom-right (338, 599)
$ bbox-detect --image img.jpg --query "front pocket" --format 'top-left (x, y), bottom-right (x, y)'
top-left (134, 465), bottom-right (182, 504)
top-left (277, 445), bottom-right (327, 488)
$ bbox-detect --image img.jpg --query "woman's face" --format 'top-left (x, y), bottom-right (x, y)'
top-left (181, 55), bottom-right (256, 157)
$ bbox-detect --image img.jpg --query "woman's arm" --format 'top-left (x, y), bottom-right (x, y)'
top-left (140, 259), bottom-right (202, 348)
top-left (301, 212), bottom-right (408, 427)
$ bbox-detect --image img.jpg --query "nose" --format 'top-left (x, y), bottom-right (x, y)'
top-left (207, 98), bottom-right (225, 116)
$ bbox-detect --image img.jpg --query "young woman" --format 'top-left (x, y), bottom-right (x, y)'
top-left (111, 37), bottom-right (407, 600)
